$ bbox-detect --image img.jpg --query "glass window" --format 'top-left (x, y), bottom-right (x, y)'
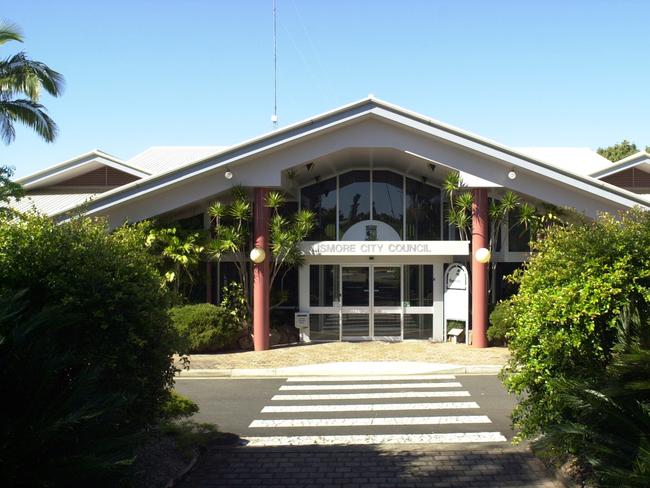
top-left (309, 265), bottom-right (339, 307)
top-left (508, 208), bottom-right (531, 252)
top-left (216, 261), bottom-right (242, 302)
top-left (403, 265), bottom-right (433, 307)
top-left (301, 177), bottom-right (337, 240)
top-left (275, 265), bottom-right (298, 307)
top-left (404, 314), bottom-right (432, 339)
top-left (489, 198), bottom-right (502, 252)
top-left (341, 266), bottom-right (369, 306)
top-left (309, 314), bottom-right (340, 341)
top-left (406, 178), bottom-right (442, 240)
top-left (339, 171), bottom-right (370, 237)
top-left (372, 171), bottom-right (403, 237)
top-left (373, 267), bottom-right (401, 306)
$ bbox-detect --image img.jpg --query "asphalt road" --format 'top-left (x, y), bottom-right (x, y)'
top-left (174, 374), bottom-right (517, 444)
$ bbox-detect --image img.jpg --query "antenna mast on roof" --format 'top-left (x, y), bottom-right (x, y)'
top-left (271, 0), bottom-right (278, 129)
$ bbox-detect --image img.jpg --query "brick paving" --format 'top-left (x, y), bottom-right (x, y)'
top-left (181, 342), bottom-right (509, 371)
top-left (179, 445), bottom-right (562, 487)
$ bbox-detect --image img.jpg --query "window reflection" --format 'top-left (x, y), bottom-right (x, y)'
top-left (406, 179), bottom-right (441, 240)
top-left (403, 264), bottom-right (433, 306)
top-left (339, 171), bottom-right (370, 237)
top-left (508, 208), bottom-right (531, 252)
top-left (373, 171), bottom-right (403, 238)
top-left (309, 265), bottom-right (339, 306)
top-left (301, 176), bottom-right (337, 240)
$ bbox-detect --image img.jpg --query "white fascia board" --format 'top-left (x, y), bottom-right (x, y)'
top-left (591, 152), bottom-right (650, 179)
top-left (370, 107), bottom-right (649, 209)
top-left (57, 98), bottom-right (649, 219)
top-left (58, 107), bottom-right (374, 219)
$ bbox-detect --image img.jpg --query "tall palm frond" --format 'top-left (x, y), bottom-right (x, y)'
top-left (0, 19), bottom-right (64, 144)
top-left (0, 98), bottom-right (58, 143)
top-left (0, 52), bottom-right (64, 100)
top-left (0, 21), bottom-right (22, 46)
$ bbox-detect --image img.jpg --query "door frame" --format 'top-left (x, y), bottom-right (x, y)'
top-left (340, 264), bottom-right (403, 341)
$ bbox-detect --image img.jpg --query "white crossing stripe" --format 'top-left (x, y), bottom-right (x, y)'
top-left (279, 382), bottom-right (462, 391)
top-left (249, 415), bottom-right (491, 428)
top-left (261, 402), bottom-right (480, 413)
top-left (243, 432), bottom-right (507, 446)
top-left (285, 374), bottom-right (457, 382)
top-left (272, 391), bottom-right (471, 401)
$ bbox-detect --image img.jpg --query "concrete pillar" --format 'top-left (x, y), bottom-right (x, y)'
top-left (471, 188), bottom-right (489, 348)
top-left (253, 187), bottom-right (271, 351)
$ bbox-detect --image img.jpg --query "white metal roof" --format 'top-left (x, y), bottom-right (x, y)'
top-left (127, 146), bottom-right (227, 174)
top-left (9, 193), bottom-right (99, 216)
top-left (515, 147), bottom-right (612, 176)
top-left (590, 151), bottom-right (650, 179)
top-left (57, 97), bottom-right (648, 222)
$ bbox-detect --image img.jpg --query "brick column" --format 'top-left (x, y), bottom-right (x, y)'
top-left (253, 187), bottom-right (270, 351)
top-left (471, 188), bottom-right (489, 348)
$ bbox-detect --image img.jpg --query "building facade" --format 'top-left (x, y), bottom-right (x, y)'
top-left (12, 98), bottom-right (649, 349)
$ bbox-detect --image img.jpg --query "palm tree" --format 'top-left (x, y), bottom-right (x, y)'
top-left (0, 21), bottom-right (64, 143)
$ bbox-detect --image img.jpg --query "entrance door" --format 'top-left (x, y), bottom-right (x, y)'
top-left (340, 265), bottom-right (402, 340)
top-left (341, 266), bottom-right (371, 339)
top-left (372, 266), bottom-right (402, 339)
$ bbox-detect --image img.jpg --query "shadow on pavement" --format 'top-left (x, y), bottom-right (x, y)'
top-left (179, 442), bottom-right (559, 488)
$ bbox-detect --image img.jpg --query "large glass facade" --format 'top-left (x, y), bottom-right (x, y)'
top-left (300, 176), bottom-right (337, 240)
top-left (338, 170), bottom-right (370, 237)
top-left (372, 171), bottom-right (403, 237)
top-left (300, 169), bottom-right (442, 241)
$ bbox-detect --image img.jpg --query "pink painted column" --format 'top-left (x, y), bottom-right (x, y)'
top-left (253, 187), bottom-right (271, 351)
top-left (471, 188), bottom-right (489, 348)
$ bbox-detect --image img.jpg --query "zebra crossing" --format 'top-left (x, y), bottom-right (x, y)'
top-left (242, 374), bottom-right (508, 447)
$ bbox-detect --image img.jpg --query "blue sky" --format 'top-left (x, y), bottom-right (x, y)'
top-left (4, 0), bottom-right (650, 177)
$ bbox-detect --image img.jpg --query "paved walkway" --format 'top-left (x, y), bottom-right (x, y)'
top-left (180, 342), bottom-right (509, 372)
top-left (180, 445), bottom-right (562, 487)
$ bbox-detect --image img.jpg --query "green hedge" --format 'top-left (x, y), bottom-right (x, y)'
top-left (502, 208), bottom-right (650, 442)
top-left (171, 303), bottom-right (242, 353)
top-left (0, 214), bottom-right (178, 486)
top-left (487, 301), bottom-right (516, 345)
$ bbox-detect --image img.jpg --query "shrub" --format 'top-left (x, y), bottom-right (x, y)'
top-left (533, 306), bottom-right (650, 486)
top-left (171, 303), bottom-right (242, 353)
top-left (0, 214), bottom-right (178, 485)
top-left (0, 292), bottom-right (139, 486)
top-left (487, 301), bottom-right (516, 345)
top-left (160, 390), bottom-right (200, 420)
top-left (501, 208), bottom-right (650, 441)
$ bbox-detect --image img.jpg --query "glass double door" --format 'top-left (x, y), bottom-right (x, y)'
top-left (341, 266), bottom-right (402, 340)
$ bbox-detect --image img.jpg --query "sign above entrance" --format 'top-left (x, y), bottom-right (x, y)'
top-left (300, 240), bottom-right (469, 257)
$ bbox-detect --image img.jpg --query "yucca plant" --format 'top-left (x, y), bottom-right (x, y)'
top-left (206, 187), bottom-right (315, 317)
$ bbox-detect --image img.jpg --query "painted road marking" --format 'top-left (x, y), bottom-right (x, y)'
top-left (261, 402), bottom-right (480, 413)
top-left (249, 415), bottom-right (491, 428)
top-left (243, 432), bottom-right (507, 446)
top-left (285, 374), bottom-right (457, 382)
top-left (272, 391), bottom-right (471, 401)
top-left (279, 382), bottom-right (462, 391)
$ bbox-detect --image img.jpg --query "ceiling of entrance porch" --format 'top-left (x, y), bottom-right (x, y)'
top-left (284, 147), bottom-right (463, 188)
